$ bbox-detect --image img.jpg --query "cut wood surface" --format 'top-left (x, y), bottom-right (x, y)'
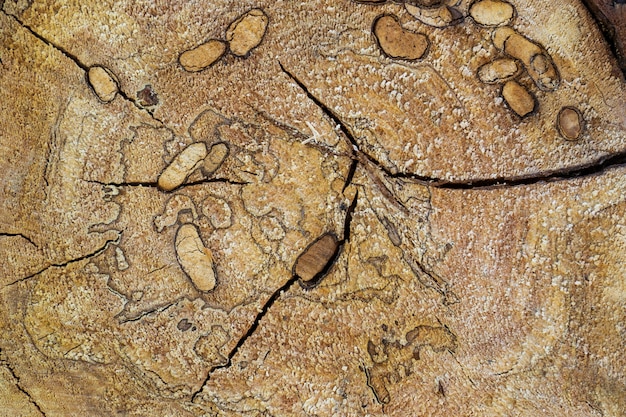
top-left (1, 0), bottom-right (625, 415)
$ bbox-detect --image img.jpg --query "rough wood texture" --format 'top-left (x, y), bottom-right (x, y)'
top-left (1, 0), bottom-right (625, 415)
top-left (583, 0), bottom-right (626, 72)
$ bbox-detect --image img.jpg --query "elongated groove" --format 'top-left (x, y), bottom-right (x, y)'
top-left (191, 274), bottom-right (299, 401)
top-left (5, 233), bottom-right (121, 287)
top-left (1, 349), bottom-right (47, 416)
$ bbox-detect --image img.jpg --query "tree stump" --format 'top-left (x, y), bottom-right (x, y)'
top-left (1, 1), bottom-right (625, 415)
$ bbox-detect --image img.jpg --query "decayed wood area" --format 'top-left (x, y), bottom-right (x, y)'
top-left (1, 1), bottom-right (625, 415)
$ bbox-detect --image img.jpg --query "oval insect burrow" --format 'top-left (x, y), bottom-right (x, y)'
top-left (501, 80), bottom-right (537, 118)
top-left (557, 106), bottom-right (584, 141)
top-left (372, 14), bottom-right (430, 61)
top-left (175, 223), bottom-right (217, 292)
top-left (225, 8), bottom-right (269, 57)
top-left (157, 142), bottom-right (208, 191)
top-left (293, 232), bottom-right (340, 289)
top-left (179, 39), bottom-right (226, 72)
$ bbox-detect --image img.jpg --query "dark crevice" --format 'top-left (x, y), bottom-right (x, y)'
top-left (341, 189), bottom-right (359, 244)
top-left (191, 274), bottom-right (300, 402)
top-left (0, 232), bottom-right (37, 248)
top-left (0, 349), bottom-right (47, 416)
top-left (184, 177), bottom-right (250, 187)
top-left (86, 177), bottom-right (249, 190)
top-left (3, 11), bottom-right (167, 125)
top-left (579, 0), bottom-right (626, 75)
top-left (342, 159), bottom-right (358, 192)
top-left (117, 301), bottom-right (178, 324)
top-left (425, 150), bottom-right (626, 189)
top-left (279, 61), bottom-right (626, 190)
top-left (5, 234), bottom-right (120, 288)
top-left (87, 180), bottom-right (158, 188)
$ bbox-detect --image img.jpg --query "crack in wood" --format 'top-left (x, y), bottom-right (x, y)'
top-left (279, 61), bottom-right (626, 190)
top-left (4, 232), bottom-right (121, 288)
top-left (0, 349), bottom-right (47, 416)
top-left (432, 150), bottom-right (626, 188)
top-left (1, 10), bottom-right (168, 126)
top-left (190, 274), bottom-right (299, 402)
top-left (86, 178), bottom-right (250, 189)
top-left (191, 177), bottom-right (359, 402)
top-left (278, 61), bottom-right (388, 174)
top-left (0, 232), bottom-right (37, 248)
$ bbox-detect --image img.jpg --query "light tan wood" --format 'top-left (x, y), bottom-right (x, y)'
top-left (1, 0), bottom-right (625, 415)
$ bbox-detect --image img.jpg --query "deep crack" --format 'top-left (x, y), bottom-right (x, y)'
top-left (0, 349), bottom-right (47, 416)
top-left (191, 274), bottom-right (300, 402)
top-left (5, 233), bottom-right (121, 287)
top-left (86, 177), bottom-right (249, 190)
top-left (0, 232), bottom-right (37, 248)
top-left (279, 62), bottom-right (626, 190)
top-left (432, 150), bottom-right (626, 189)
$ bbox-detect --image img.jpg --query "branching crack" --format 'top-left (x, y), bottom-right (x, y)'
top-left (279, 62), bottom-right (389, 174)
top-left (191, 176), bottom-right (358, 401)
top-left (5, 233), bottom-right (121, 288)
top-left (279, 61), bottom-right (626, 190)
top-left (2, 11), bottom-right (167, 126)
top-left (0, 349), bottom-right (47, 416)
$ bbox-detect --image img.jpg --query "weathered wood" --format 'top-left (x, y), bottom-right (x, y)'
top-left (1, 1), bottom-right (625, 415)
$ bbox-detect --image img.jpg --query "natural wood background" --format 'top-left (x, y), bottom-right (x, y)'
top-left (1, 1), bottom-right (625, 415)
